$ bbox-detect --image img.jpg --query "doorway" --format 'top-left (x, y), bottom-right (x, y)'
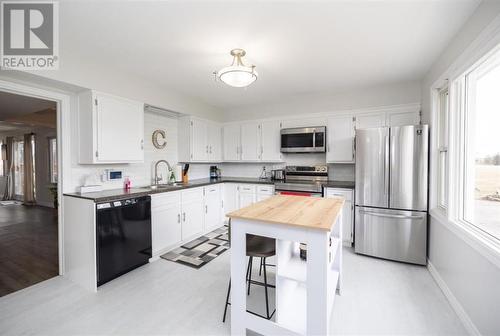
top-left (0, 90), bottom-right (59, 297)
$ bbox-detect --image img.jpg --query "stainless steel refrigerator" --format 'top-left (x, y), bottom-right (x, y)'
top-left (354, 125), bottom-right (428, 265)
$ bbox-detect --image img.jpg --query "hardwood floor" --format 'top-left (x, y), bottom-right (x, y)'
top-left (0, 205), bottom-right (58, 297)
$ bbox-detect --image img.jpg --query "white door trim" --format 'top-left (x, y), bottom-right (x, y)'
top-left (0, 78), bottom-right (72, 276)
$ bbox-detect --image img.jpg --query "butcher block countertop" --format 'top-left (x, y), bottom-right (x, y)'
top-left (227, 195), bottom-right (345, 231)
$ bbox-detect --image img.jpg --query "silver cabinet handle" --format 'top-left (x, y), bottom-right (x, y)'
top-left (141, 139), bottom-right (144, 150)
top-left (183, 213), bottom-right (186, 222)
top-left (359, 210), bottom-right (424, 220)
top-left (206, 145), bottom-right (209, 153)
top-left (177, 214), bottom-right (180, 223)
top-left (205, 205), bottom-right (208, 213)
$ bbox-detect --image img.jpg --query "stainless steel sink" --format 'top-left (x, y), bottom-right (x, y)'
top-left (149, 183), bottom-right (183, 190)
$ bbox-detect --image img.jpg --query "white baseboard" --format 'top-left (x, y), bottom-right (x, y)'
top-left (427, 260), bottom-right (481, 336)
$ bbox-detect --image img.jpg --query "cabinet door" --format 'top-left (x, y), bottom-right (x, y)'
top-left (223, 183), bottom-right (239, 217)
top-left (95, 92), bottom-right (144, 162)
top-left (223, 124), bottom-right (241, 161)
top-left (325, 188), bottom-right (354, 245)
top-left (239, 192), bottom-right (256, 208)
top-left (260, 120), bottom-right (282, 162)
top-left (355, 113), bottom-right (386, 129)
top-left (342, 201), bottom-right (353, 244)
top-left (204, 185), bottom-right (222, 231)
top-left (240, 122), bottom-right (261, 161)
top-left (191, 119), bottom-right (208, 161)
top-left (152, 201), bottom-right (181, 256)
top-left (327, 116), bottom-right (355, 163)
top-left (208, 123), bottom-right (222, 161)
top-left (181, 200), bottom-right (204, 240)
top-left (386, 111), bottom-right (420, 126)
top-left (256, 193), bottom-right (273, 202)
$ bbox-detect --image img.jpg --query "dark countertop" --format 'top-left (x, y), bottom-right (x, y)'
top-left (63, 177), bottom-right (275, 203)
top-left (64, 177), bottom-right (355, 203)
top-left (322, 180), bottom-right (355, 189)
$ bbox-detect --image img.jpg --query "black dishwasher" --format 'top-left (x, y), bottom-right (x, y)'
top-left (96, 196), bottom-right (151, 287)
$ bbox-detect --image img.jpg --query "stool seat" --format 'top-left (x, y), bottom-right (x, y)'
top-left (246, 234), bottom-right (275, 258)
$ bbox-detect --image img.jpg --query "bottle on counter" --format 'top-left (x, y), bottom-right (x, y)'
top-left (124, 176), bottom-right (131, 191)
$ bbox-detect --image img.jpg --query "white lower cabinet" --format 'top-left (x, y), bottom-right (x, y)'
top-left (180, 188), bottom-right (204, 240)
top-left (324, 187), bottom-right (354, 246)
top-left (151, 192), bottom-right (182, 256)
top-left (204, 184), bottom-right (222, 231)
top-left (152, 183), bottom-right (275, 257)
top-left (223, 183), bottom-right (239, 219)
top-left (239, 192), bottom-right (256, 208)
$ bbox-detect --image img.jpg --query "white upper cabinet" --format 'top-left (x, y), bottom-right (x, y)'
top-left (327, 115), bottom-right (355, 163)
top-left (78, 90), bottom-right (144, 164)
top-left (240, 122), bottom-right (261, 161)
top-left (208, 122), bottom-right (222, 161)
top-left (260, 120), bottom-right (282, 162)
top-left (223, 124), bottom-right (241, 161)
top-left (223, 120), bottom-right (283, 162)
top-left (386, 110), bottom-right (420, 126)
top-left (178, 116), bottom-right (222, 163)
top-left (355, 112), bottom-right (386, 129)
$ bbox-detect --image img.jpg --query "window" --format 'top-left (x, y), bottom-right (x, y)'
top-left (437, 87), bottom-right (449, 209)
top-left (14, 140), bottom-right (24, 197)
top-left (48, 137), bottom-right (57, 183)
top-left (460, 52), bottom-right (500, 241)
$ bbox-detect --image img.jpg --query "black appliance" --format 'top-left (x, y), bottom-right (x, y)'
top-left (280, 126), bottom-right (326, 153)
top-left (96, 196), bottom-right (152, 287)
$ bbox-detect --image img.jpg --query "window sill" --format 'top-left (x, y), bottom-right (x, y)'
top-left (429, 208), bottom-right (500, 269)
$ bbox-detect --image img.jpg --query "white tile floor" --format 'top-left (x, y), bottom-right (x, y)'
top-left (0, 248), bottom-right (466, 335)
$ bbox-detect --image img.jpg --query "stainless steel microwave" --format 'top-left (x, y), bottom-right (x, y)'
top-left (280, 126), bottom-right (326, 153)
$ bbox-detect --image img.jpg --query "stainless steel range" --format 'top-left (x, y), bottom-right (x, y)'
top-left (274, 165), bottom-right (328, 197)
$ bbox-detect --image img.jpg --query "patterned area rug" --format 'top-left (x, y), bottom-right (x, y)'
top-left (161, 225), bottom-right (229, 268)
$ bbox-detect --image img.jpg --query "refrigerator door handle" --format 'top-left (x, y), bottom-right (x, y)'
top-left (384, 135), bottom-right (390, 196)
top-left (359, 210), bottom-right (425, 220)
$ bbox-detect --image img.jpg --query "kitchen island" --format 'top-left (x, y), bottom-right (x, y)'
top-left (227, 195), bottom-right (344, 336)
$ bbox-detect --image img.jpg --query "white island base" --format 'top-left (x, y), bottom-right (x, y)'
top-left (228, 196), bottom-right (343, 336)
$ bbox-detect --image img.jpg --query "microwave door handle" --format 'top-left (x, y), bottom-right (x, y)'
top-left (313, 130), bottom-right (316, 148)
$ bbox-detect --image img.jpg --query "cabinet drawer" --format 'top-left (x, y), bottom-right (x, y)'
top-left (257, 185), bottom-right (274, 195)
top-left (239, 184), bottom-right (256, 194)
top-left (325, 188), bottom-right (353, 201)
top-left (204, 185), bottom-right (221, 194)
top-left (151, 191), bottom-right (181, 209)
top-left (182, 187), bottom-right (204, 203)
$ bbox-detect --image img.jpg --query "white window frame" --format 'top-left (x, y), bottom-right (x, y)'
top-left (443, 49), bottom-right (500, 259)
top-left (436, 86), bottom-right (449, 211)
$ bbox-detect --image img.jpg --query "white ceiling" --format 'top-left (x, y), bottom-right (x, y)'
top-left (59, 0), bottom-right (480, 110)
top-left (0, 91), bottom-right (56, 120)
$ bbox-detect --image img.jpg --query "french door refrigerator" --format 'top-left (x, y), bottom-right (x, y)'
top-left (354, 125), bottom-right (429, 265)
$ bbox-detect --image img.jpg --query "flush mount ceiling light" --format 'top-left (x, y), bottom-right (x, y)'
top-left (215, 49), bottom-right (258, 88)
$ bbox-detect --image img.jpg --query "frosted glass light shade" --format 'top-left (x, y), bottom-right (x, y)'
top-left (217, 66), bottom-right (258, 88)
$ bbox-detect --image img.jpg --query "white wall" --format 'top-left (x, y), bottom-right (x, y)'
top-left (421, 2), bottom-right (500, 335)
top-left (222, 80), bottom-right (421, 122)
top-left (70, 110), bottom-right (213, 191)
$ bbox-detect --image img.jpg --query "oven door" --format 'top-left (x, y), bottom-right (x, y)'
top-left (280, 127), bottom-right (326, 153)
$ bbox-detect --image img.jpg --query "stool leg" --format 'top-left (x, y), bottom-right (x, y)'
top-left (247, 256), bottom-right (253, 295)
top-left (259, 257), bottom-right (263, 276)
top-left (222, 279), bottom-right (231, 323)
top-left (263, 260), bottom-right (270, 319)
